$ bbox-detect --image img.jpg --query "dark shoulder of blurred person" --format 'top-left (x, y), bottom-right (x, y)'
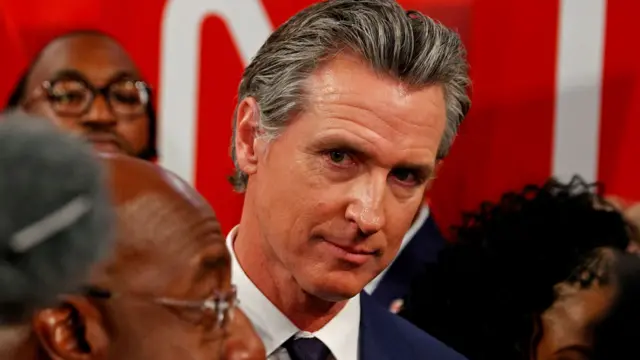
top-left (0, 110), bottom-right (113, 325)
top-left (592, 251), bottom-right (640, 360)
top-left (399, 176), bottom-right (635, 360)
top-left (4, 29), bottom-right (157, 161)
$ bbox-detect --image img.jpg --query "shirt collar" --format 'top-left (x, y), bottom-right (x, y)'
top-left (227, 226), bottom-right (360, 360)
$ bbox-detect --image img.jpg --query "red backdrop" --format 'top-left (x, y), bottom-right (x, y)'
top-left (0, 0), bottom-right (638, 235)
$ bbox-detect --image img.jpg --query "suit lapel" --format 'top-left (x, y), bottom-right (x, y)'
top-left (373, 216), bottom-right (445, 306)
top-left (358, 293), bottom-right (397, 360)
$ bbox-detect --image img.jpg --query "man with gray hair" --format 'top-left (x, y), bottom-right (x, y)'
top-left (228, 0), bottom-right (470, 359)
top-left (0, 112), bottom-right (113, 325)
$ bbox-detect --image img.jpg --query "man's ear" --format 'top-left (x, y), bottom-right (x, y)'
top-left (234, 97), bottom-right (262, 177)
top-left (32, 296), bottom-right (108, 360)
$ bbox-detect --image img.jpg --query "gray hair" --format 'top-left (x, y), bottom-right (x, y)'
top-left (230, 0), bottom-right (471, 192)
top-left (0, 111), bottom-right (113, 324)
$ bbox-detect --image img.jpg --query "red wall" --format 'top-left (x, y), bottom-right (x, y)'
top-left (0, 0), bottom-right (637, 235)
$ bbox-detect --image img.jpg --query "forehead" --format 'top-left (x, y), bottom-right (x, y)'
top-left (541, 284), bottom-right (615, 347)
top-left (116, 192), bottom-right (222, 255)
top-left (299, 54), bottom-right (446, 165)
top-left (93, 170), bottom-right (226, 294)
top-left (308, 54), bottom-right (446, 126)
top-left (28, 34), bottom-right (139, 86)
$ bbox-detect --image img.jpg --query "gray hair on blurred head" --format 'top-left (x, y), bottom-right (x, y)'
top-left (0, 111), bottom-right (114, 324)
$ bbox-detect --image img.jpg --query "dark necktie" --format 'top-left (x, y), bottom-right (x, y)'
top-left (284, 336), bottom-right (331, 360)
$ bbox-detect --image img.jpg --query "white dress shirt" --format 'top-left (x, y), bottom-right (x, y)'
top-left (227, 226), bottom-right (361, 360)
top-left (363, 205), bottom-right (430, 294)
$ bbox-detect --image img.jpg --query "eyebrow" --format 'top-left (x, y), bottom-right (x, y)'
top-left (201, 254), bottom-right (230, 270)
top-left (107, 71), bottom-right (141, 83)
top-left (393, 161), bottom-right (434, 181)
top-left (48, 69), bottom-right (88, 83)
top-left (48, 69), bottom-right (140, 85)
top-left (192, 253), bottom-right (230, 284)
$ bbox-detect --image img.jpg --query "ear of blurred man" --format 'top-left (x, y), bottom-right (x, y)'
top-left (33, 296), bottom-right (108, 360)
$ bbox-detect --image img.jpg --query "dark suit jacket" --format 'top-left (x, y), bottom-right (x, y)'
top-left (371, 215), bottom-right (445, 308)
top-left (359, 292), bottom-right (466, 359)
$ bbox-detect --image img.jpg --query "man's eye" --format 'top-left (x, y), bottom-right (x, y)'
top-left (390, 168), bottom-right (421, 185)
top-left (328, 150), bottom-right (348, 164)
top-left (52, 92), bottom-right (85, 104)
top-left (113, 92), bottom-right (141, 105)
top-left (323, 150), bottom-right (356, 169)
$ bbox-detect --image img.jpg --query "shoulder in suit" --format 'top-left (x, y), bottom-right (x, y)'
top-left (372, 214), bottom-right (446, 309)
top-left (359, 292), bottom-right (466, 360)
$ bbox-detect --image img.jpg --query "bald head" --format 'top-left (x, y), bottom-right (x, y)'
top-left (93, 154), bottom-right (226, 297)
top-left (104, 153), bottom-right (212, 214)
top-left (10, 154), bottom-right (265, 360)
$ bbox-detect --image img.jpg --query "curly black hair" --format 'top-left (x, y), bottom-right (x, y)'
top-left (400, 176), bottom-right (634, 360)
top-left (4, 29), bottom-right (157, 161)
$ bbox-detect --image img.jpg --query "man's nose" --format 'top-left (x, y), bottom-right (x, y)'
top-left (345, 175), bottom-right (387, 236)
top-left (81, 94), bottom-right (117, 127)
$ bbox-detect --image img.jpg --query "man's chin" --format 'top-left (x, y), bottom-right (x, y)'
top-left (300, 274), bottom-right (370, 302)
top-left (309, 288), bottom-right (357, 302)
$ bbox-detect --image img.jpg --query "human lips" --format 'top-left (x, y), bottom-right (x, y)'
top-left (321, 238), bottom-right (378, 266)
top-left (85, 133), bottom-right (123, 153)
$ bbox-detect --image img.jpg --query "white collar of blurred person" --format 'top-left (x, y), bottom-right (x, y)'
top-left (226, 226), bottom-right (360, 360)
top-left (364, 204), bottom-right (430, 295)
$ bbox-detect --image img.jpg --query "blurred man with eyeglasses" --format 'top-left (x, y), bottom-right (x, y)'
top-left (5, 30), bottom-right (157, 160)
top-left (0, 154), bottom-right (265, 360)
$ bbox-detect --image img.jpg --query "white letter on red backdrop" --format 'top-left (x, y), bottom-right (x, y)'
top-left (553, 0), bottom-right (607, 183)
top-left (158, 0), bottom-right (272, 184)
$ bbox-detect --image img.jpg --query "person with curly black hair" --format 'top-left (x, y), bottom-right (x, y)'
top-left (591, 250), bottom-right (640, 360)
top-left (400, 176), bottom-right (636, 360)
